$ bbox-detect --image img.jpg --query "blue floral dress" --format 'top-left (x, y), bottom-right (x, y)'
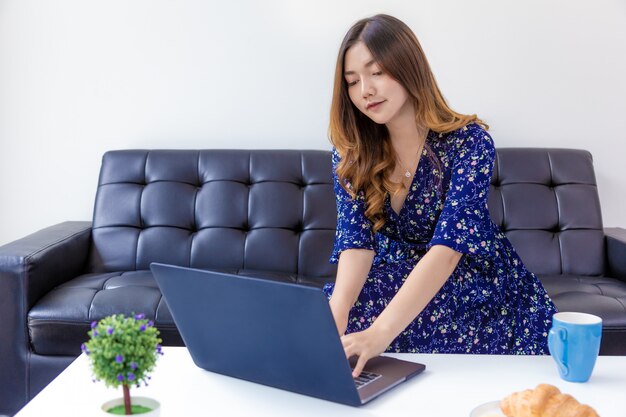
top-left (323, 123), bottom-right (558, 354)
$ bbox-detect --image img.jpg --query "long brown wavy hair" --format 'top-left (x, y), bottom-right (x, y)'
top-left (329, 14), bottom-right (488, 233)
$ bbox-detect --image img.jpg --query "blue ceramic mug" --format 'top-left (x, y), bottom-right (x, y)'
top-left (548, 312), bottom-right (602, 383)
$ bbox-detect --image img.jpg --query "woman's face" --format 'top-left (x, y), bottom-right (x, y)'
top-left (344, 41), bottom-right (414, 126)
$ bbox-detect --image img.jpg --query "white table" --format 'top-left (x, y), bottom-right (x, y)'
top-left (15, 347), bottom-right (625, 416)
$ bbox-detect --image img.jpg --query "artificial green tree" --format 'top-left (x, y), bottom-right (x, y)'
top-left (83, 314), bottom-right (163, 415)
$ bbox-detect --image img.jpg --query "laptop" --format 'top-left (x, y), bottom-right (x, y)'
top-left (150, 263), bottom-right (426, 406)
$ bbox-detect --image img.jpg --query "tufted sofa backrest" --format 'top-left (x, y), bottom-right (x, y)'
top-left (89, 150), bottom-right (337, 279)
top-left (488, 149), bottom-right (604, 276)
top-left (89, 148), bottom-right (605, 279)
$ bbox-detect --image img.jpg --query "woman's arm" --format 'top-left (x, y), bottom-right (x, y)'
top-left (342, 244), bottom-right (462, 377)
top-left (329, 248), bottom-right (375, 335)
top-left (371, 245), bottom-right (461, 339)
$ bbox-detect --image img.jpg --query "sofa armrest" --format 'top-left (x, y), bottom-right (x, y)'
top-left (0, 221), bottom-right (93, 307)
top-left (605, 227), bottom-right (626, 281)
top-left (0, 221), bottom-right (91, 416)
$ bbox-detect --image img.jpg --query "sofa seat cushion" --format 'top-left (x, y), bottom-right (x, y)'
top-left (28, 269), bottom-right (333, 356)
top-left (539, 274), bottom-right (626, 329)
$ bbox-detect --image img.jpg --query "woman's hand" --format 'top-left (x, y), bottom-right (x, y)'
top-left (341, 326), bottom-right (394, 378)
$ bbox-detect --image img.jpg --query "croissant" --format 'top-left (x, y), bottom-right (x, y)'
top-left (500, 384), bottom-right (599, 417)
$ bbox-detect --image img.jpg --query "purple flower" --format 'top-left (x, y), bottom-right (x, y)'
top-left (135, 313), bottom-right (146, 320)
top-left (80, 343), bottom-right (90, 355)
top-left (117, 374), bottom-right (124, 382)
top-left (156, 344), bottom-right (162, 354)
top-left (107, 327), bottom-right (114, 335)
top-left (128, 373), bottom-right (135, 381)
top-left (90, 321), bottom-right (98, 329)
top-left (130, 362), bottom-right (138, 370)
top-left (139, 324), bottom-right (147, 332)
top-left (115, 354), bottom-right (124, 364)
top-left (93, 330), bottom-right (99, 337)
top-left (147, 321), bottom-right (154, 327)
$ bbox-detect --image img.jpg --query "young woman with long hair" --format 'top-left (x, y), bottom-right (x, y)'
top-left (324, 14), bottom-right (557, 377)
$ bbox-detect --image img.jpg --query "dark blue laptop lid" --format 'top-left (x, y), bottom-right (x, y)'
top-left (150, 263), bottom-right (362, 406)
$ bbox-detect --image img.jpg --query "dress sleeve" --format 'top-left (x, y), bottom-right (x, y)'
top-left (329, 148), bottom-right (375, 264)
top-left (427, 126), bottom-right (498, 257)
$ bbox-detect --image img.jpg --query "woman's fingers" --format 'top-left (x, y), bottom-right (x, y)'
top-left (352, 355), bottom-right (369, 378)
top-left (342, 336), bottom-right (355, 358)
top-left (341, 328), bottom-right (392, 378)
top-left (341, 333), bottom-right (358, 348)
top-left (341, 332), bottom-right (373, 377)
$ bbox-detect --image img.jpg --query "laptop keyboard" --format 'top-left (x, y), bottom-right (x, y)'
top-left (353, 370), bottom-right (382, 389)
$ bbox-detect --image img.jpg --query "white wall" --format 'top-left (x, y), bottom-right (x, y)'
top-left (1, 0), bottom-right (625, 246)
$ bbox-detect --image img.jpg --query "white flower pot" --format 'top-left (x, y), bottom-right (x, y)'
top-left (100, 396), bottom-right (161, 416)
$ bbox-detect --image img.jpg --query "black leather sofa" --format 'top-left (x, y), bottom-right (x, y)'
top-left (1, 148), bottom-right (625, 416)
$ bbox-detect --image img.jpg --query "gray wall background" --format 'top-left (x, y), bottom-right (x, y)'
top-left (1, 0), bottom-right (625, 245)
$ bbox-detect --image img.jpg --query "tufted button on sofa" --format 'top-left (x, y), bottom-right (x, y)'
top-left (1, 148), bottom-right (625, 416)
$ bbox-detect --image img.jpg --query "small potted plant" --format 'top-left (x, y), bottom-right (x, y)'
top-left (82, 313), bottom-right (163, 415)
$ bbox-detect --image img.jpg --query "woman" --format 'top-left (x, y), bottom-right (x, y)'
top-left (324, 14), bottom-right (558, 377)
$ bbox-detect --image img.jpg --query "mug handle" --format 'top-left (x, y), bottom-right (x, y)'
top-left (548, 327), bottom-right (569, 376)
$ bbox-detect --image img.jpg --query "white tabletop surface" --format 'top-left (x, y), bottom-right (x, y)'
top-left (15, 347), bottom-right (625, 416)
